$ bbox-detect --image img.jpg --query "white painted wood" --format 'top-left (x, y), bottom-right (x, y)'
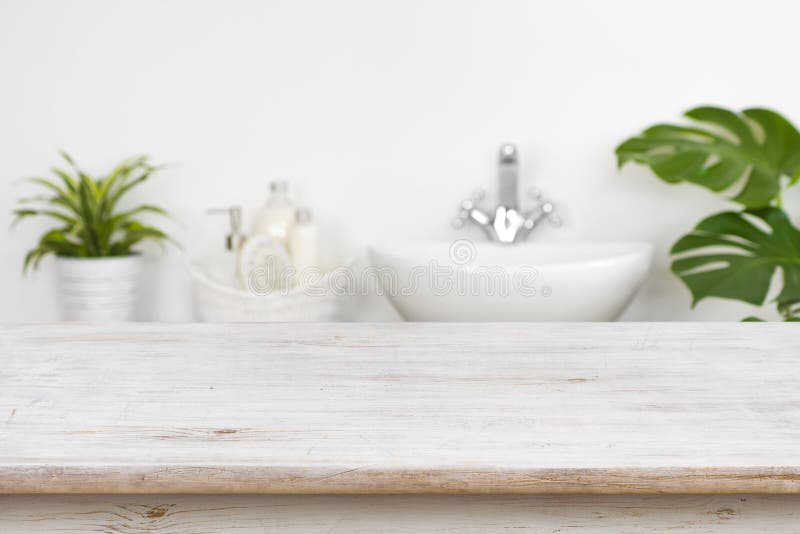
top-left (1, 323), bottom-right (799, 494)
top-left (2, 494), bottom-right (800, 533)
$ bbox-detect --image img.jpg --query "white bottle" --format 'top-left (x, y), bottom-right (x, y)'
top-left (254, 181), bottom-right (295, 244)
top-left (289, 208), bottom-right (319, 287)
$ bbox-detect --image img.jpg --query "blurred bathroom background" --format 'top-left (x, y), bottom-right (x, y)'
top-left (2, 0), bottom-right (799, 322)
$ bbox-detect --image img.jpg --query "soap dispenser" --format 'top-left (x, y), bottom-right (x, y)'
top-left (207, 206), bottom-right (244, 253)
top-left (207, 206), bottom-right (290, 292)
top-left (254, 181), bottom-right (295, 244)
top-left (206, 206), bottom-right (245, 287)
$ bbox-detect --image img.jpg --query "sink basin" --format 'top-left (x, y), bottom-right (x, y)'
top-left (368, 240), bottom-right (653, 321)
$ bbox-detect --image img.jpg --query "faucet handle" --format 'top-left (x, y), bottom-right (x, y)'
top-left (540, 201), bottom-right (562, 227)
top-left (453, 201), bottom-right (471, 229)
top-left (521, 197), bottom-right (562, 232)
top-left (454, 188), bottom-right (492, 230)
top-left (452, 216), bottom-right (466, 229)
top-left (455, 188), bottom-right (487, 228)
top-left (460, 189), bottom-right (485, 208)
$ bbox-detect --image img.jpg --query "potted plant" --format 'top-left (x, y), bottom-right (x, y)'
top-left (617, 106), bottom-right (800, 321)
top-left (13, 151), bottom-right (174, 321)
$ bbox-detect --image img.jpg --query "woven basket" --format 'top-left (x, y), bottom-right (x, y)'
top-left (189, 263), bottom-right (346, 322)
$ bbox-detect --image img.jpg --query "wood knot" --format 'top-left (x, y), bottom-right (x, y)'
top-left (144, 504), bottom-right (173, 519)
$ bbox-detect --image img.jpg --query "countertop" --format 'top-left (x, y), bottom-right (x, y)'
top-left (1, 322), bottom-right (798, 494)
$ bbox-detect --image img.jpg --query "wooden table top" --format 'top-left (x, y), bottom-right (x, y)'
top-left (1, 322), bottom-right (798, 494)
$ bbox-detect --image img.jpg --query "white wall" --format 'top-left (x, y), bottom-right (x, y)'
top-left (2, 0), bottom-right (799, 322)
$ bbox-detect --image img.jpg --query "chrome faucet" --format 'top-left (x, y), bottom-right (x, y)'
top-left (453, 143), bottom-right (560, 243)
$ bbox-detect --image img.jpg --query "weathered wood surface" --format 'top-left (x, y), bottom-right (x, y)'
top-left (1, 323), bottom-right (799, 494)
top-left (2, 494), bottom-right (800, 533)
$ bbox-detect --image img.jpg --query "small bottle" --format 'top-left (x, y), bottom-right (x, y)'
top-left (254, 181), bottom-right (295, 244)
top-left (289, 208), bottom-right (319, 287)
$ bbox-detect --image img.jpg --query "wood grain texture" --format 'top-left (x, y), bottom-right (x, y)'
top-left (2, 494), bottom-right (800, 533)
top-left (1, 322), bottom-right (799, 494)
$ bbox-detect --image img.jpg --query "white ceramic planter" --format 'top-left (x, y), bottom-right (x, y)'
top-left (55, 256), bottom-right (143, 322)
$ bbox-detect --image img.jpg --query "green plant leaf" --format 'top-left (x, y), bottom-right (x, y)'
top-left (39, 228), bottom-right (83, 254)
top-left (50, 167), bottom-right (78, 194)
top-left (96, 155), bottom-right (149, 217)
top-left (616, 106), bottom-right (800, 208)
top-left (12, 208), bottom-right (77, 228)
top-left (103, 164), bottom-right (162, 217)
top-left (109, 221), bottom-right (171, 255)
top-left (108, 204), bottom-right (169, 226)
top-left (777, 298), bottom-right (800, 321)
top-left (22, 229), bottom-right (87, 273)
top-left (14, 152), bottom-right (175, 270)
top-left (23, 177), bottom-right (81, 215)
top-left (670, 207), bottom-right (800, 307)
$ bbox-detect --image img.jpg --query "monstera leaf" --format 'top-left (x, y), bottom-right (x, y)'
top-left (670, 208), bottom-right (800, 310)
top-left (616, 106), bottom-right (800, 208)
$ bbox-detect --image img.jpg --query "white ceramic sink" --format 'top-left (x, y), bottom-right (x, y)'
top-left (368, 240), bottom-right (653, 321)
